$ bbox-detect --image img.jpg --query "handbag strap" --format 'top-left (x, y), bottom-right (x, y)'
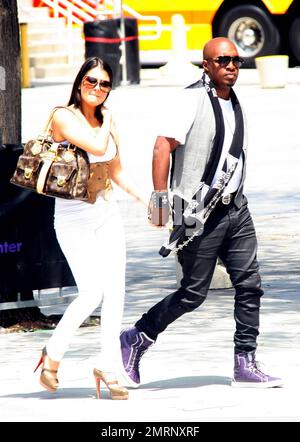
top-left (36, 158), bottom-right (55, 194)
top-left (42, 106), bottom-right (83, 138)
top-left (41, 106), bottom-right (63, 138)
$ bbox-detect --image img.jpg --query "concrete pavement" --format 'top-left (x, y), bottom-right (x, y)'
top-left (0, 68), bottom-right (299, 422)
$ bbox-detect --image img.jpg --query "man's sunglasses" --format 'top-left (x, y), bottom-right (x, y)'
top-left (206, 56), bottom-right (244, 68)
top-left (82, 76), bottom-right (112, 92)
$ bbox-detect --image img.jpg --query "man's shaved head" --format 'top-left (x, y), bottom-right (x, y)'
top-left (203, 37), bottom-right (238, 60)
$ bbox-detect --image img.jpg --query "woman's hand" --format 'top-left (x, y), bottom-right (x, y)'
top-left (51, 107), bottom-right (111, 156)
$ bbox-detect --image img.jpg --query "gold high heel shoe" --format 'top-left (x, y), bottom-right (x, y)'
top-left (93, 368), bottom-right (129, 400)
top-left (34, 347), bottom-right (59, 393)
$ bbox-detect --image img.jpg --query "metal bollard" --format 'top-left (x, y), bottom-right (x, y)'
top-left (159, 13), bottom-right (199, 81)
top-left (170, 14), bottom-right (188, 61)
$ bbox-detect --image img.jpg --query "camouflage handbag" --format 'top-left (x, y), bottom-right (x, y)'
top-left (10, 107), bottom-right (90, 202)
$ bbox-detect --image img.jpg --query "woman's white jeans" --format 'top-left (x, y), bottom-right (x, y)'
top-left (46, 197), bottom-right (126, 373)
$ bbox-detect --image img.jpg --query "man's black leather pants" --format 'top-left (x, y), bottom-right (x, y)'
top-left (135, 196), bottom-right (263, 353)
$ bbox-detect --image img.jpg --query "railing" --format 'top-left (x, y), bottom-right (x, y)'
top-left (105, 0), bottom-right (162, 41)
top-left (39, 0), bottom-right (96, 26)
top-left (37, 0), bottom-right (162, 41)
top-left (35, 0), bottom-right (98, 65)
top-left (0, 287), bottom-right (78, 311)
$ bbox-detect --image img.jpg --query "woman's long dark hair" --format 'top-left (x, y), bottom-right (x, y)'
top-left (68, 57), bottom-right (113, 124)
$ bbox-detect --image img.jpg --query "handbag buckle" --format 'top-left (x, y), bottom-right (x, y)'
top-left (24, 167), bottom-right (33, 179)
top-left (41, 150), bottom-right (58, 161)
top-left (57, 176), bottom-right (66, 187)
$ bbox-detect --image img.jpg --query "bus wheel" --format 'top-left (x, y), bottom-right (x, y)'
top-left (215, 4), bottom-right (280, 67)
top-left (289, 17), bottom-right (300, 63)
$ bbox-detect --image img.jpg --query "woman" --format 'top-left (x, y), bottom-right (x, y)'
top-left (34, 57), bottom-right (146, 400)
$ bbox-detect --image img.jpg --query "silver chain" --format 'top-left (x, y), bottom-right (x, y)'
top-left (171, 230), bottom-right (199, 254)
top-left (169, 163), bottom-right (238, 255)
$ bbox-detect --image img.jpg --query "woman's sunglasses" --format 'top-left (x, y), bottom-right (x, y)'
top-left (206, 56), bottom-right (244, 68)
top-left (82, 76), bottom-right (112, 93)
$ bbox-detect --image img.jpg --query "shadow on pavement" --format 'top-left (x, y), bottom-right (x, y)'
top-left (140, 375), bottom-right (232, 390)
top-left (0, 388), bottom-right (98, 400)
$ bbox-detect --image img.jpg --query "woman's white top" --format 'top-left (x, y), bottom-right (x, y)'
top-left (54, 135), bottom-right (118, 228)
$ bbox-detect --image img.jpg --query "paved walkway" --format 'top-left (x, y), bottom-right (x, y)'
top-left (0, 68), bottom-right (299, 422)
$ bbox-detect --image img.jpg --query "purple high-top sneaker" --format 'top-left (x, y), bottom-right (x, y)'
top-left (231, 351), bottom-right (283, 388)
top-left (120, 327), bottom-right (154, 388)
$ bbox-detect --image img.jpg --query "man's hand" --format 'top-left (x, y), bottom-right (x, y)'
top-left (148, 190), bottom-right (172, 227)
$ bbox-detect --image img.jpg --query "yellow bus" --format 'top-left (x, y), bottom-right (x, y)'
top-left (125, 0), bottom-right (300, 66)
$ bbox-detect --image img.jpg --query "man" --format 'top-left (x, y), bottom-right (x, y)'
top-left (120, 38), bottom-right (282, 388)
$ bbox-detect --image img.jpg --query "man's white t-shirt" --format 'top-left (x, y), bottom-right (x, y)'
top-left (213, 98), bottom-right (243, 195)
